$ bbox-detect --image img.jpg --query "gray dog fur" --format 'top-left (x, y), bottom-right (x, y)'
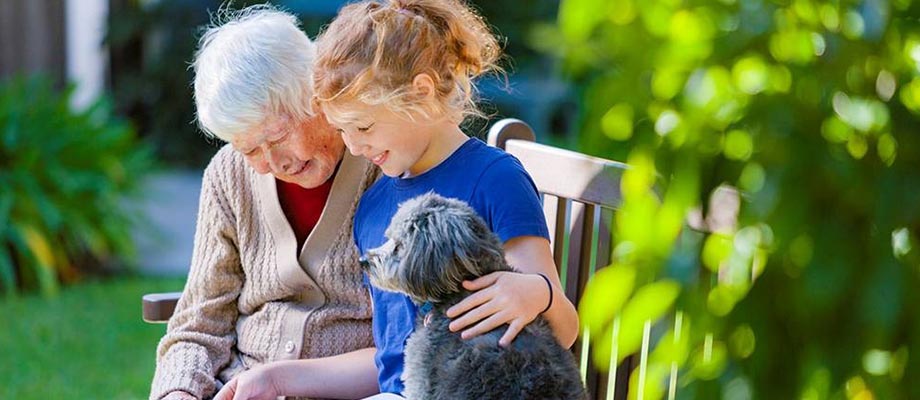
top-left (363, 193), bottom-right (587, 400)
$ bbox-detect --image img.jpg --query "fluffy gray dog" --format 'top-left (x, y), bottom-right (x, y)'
top-left (361, 192), bottom-right (587, 400)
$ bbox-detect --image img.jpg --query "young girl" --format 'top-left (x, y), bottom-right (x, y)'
top-left (313, 0), bottom-right (579, 396)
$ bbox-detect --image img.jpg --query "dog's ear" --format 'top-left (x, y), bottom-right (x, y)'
top-left (444, 206), bottom-right (506, 278)
top-left (394, 194), bottom-right (506, 302)
top-left (397, 216), bottom-right (455, 301)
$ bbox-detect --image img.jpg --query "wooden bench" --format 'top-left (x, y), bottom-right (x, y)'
top-left (143, 118), bottom-right (632, 400)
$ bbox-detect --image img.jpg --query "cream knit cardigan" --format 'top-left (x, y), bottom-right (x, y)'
top-left (150, 145), bottom-right (379, 400)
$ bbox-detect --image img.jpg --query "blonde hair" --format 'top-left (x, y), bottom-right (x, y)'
top-left (193, 4), bottom-right (316, 141)
top-left (313, 0), bottom-right (502, 125)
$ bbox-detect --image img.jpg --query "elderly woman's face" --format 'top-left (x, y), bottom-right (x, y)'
top-left (232, 113), bottom-right (345, 188)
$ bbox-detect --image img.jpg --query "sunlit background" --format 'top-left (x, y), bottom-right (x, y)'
top-left (1, 0), bottom-right (918, 398)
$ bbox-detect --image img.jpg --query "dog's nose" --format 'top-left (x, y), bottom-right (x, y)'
top-left (358, 256), bottom-right (370, 271)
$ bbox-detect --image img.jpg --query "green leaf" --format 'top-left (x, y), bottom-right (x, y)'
top-left (618, 280), bottom-right (680, 338)
top-left (593, 281), bottom-right (681, 368)
top-left (688, 336), bottom-right (727, 380)
top-left (558, 0), bottom-right (608, 43)
top-left (18, 225), bottom-right (59, 297)
top-left (601, 103), bottom-right (635, 141)
top-left (579, 264), bottom-right (637, 335)
top-left (627, 361), bottom-right (669, 400)
top-left (0, 240), bottom-right (16, 297)
top-left (701, 232), bottom-right (732, 272)
top-left (0, 187), bottom-right (12, 228)
top-left (649, 314), bottom-right (691, 366)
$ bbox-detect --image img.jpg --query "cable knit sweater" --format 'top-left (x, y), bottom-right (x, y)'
top-left (150, 145), bottom-right (379, 400)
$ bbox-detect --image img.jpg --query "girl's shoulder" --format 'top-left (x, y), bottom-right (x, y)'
top-left (472, 144), bottom-right (529, 179)
top-left (456, 137), bottom-right (505, 160)
top-left (450, 138), bottom-right (523, 174)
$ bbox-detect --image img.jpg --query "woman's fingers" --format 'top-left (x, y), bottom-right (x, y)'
top-left (213, 378), bottom-right (237, 400)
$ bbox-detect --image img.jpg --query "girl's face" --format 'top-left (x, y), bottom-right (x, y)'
top-left (332, 102), bottom-right (441, 178)
top-left (231, 112), bottom-right (345, 188)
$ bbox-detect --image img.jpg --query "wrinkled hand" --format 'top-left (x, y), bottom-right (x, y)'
top-left (213, 364), bottom-right (279, 400)
top-left (445, 271), bottom-right (550, 347)
top-left (162, 391), bottom-right (196, 400)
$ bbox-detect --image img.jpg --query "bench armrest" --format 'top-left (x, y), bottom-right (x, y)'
top-left (142, 292), bottom-right (181, 323)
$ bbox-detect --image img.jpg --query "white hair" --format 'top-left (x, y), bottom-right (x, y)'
top-left (192, 4), bottom-right (315, 141)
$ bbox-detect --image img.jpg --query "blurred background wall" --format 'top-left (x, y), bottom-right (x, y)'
top-left (1, 0), bottom-right (108, 109)
top-left (0, 1), bottom-right (66, 83)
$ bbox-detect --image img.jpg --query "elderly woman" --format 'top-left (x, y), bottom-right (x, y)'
top-left (150, 6), bottom-right (380, 400)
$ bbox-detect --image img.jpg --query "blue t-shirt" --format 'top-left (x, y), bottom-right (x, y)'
top-left (353, 138), bottom-right (550, 395)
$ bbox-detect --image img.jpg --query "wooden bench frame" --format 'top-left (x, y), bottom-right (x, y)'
top-left (143, 118), bottom-right (631, 400)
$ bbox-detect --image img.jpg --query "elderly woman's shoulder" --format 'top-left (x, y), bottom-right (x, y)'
top-left (211, 143), bottom-right (244, 162)
top-left (203, 144), bottom-right (249, 179)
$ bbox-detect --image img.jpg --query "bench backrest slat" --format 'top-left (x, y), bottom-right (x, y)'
top-left (488, 119), bottom-right (630, 400)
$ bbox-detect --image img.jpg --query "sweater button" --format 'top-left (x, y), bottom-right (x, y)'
top-left (284, 341), bottom-right (295, 353)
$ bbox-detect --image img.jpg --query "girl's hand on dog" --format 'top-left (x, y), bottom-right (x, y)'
top-left (446, 271), bottom-right (550, 347)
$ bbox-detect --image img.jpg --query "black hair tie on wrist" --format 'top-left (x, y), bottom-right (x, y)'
top-left (537, 273), bottom-right (553, 314)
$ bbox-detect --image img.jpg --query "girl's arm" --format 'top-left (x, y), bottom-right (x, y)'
top-left (445, 236), bottom-right (579, 348)
top-left (214, 347), bottom-right (379, 400)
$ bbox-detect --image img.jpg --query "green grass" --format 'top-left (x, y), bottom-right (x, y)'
top-left (0, 276), bottom-right (186, 399)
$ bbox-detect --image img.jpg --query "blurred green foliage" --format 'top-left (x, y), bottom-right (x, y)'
top-left (0, 76), bottom-right (153, 297)
top-left (545, 0), bottom-right (920, 397)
